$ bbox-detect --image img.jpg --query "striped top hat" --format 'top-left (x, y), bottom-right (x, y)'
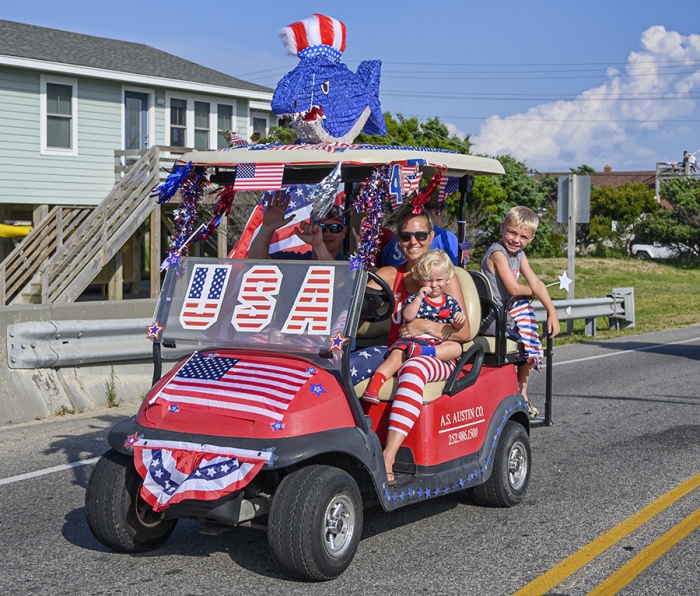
top-left (280, 14), bottom-right (347, 62)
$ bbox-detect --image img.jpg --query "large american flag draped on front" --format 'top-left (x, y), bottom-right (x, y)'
top-left (150, 352), bottom-right (314, 424)
top-left (132, 439), bottom-right (275, 512)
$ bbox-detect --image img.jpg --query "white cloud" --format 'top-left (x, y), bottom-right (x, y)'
top-left (472, 26), bottom-right (700, 171)
top-left (444, 121), bottom-right (467, 140)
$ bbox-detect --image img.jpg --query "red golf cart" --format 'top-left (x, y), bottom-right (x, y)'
top-left (85, 145), bottom-right (553, 581)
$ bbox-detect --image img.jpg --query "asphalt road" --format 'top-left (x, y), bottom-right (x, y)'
top-left (0, 325), bottom-right (698, 596)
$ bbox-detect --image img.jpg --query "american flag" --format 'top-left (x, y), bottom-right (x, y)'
top-left (133, 439), bottom-right (274, 512)
top-left (229, 133), bottom-right (249, 147)
top-left (152, 352), bottom-right (314, 424)
top-left (229, 184), bottom-right (345, 258)
top-left (233, 163), bottom-right (284, 191)
top-left (438, 176), bottom-right (460, 201)
top-left (179, 265), bottom-right (231, 329)
top-left (402, 162), bottom-right (424, 196)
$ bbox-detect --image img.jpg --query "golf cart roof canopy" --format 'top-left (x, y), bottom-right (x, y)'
top-left (176, 145), bottom-right (505, 185)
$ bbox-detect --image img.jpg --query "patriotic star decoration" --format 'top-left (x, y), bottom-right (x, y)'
top-left (545, 270), bottom-right (572, 291)
top-left (123, 432), bottom-right (143, 451)
top-left (328, 331), bottom-right (349, 352)
top-left (168, 404), bottom-right (180, 414)
top-left (309, 383), bottom-right (326, 397)
top-left (271, 421), bottom-right (285, 432)
top-left (558, 271), bottom-right (573, 291)
top-left (349, 254), bottom-right (363, 270)
top-left (146, 320), bottom-right (164, 339)
top-left (160, 251), bottom-right (182, 272)
top-left (306, 367), bottom-right (317, 375)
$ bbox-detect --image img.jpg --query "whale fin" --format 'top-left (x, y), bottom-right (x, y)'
top-left (356, 60), bottom-right (386, 136)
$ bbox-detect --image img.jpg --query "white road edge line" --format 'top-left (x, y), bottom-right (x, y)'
top-left (551, 336), bottom-right (700, 367)
top-left (0, 456), bottom-right (99, 486)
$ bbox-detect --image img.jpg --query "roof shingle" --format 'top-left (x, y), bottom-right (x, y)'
top-left (0, 19), bottom-right (273, 94)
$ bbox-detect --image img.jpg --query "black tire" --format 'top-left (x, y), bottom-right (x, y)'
top-left (470, 421), bottom-right (530, 507)
top-left (267, 465), bottom-right (363, 581)
top-left (635, 252), bottom-right (650, 260)
top-left (85, 449), bottom-right (177, 552)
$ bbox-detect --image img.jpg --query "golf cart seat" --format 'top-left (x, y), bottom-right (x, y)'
top-left (467, 270), bottom-right (528, 366)
top-left (353, 266), bottom-right (482, 403)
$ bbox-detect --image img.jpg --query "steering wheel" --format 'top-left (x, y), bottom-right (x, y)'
top-left (361, 271), bottom-right (396, 323)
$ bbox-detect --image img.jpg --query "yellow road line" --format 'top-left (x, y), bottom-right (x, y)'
top-left (512, 471), bottom-right (700, 596)
top-left (587, 507), bottom-right (700, 595)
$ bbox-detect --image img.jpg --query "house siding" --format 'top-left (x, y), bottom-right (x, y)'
top-left (0, 66), bottom-right (120, 205)
top-left (1, 71), bottom-right (273, 208)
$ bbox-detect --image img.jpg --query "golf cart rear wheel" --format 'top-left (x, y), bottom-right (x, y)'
top-left (268, 465), bottom-right (363, 581)
top-left (470, 421), bottom-right (530, 507)
top-left (85, 449), bottom-right (177, 552)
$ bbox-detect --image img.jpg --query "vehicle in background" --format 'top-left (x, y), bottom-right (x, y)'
top-left (629, 240), bottom-right (678, 260)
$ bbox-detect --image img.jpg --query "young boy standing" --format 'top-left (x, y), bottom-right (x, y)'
top-left (481, 206), bottom-right (560, 417)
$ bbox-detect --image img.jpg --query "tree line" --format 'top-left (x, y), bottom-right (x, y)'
top-left (259, 113), bottom-right (700, 262)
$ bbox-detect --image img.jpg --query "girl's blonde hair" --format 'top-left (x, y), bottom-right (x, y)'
top-left (412, 249), bottom-right (455, 281)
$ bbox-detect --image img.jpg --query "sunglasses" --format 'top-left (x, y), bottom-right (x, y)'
top-left (317, 222), bottom-right (345, 233)
top-left (399, 231), bottom-right (430, 242)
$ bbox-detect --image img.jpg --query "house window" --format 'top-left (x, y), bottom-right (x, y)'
top-left (194, 101), bottom-right (210, 149)
top-left (252, 117), bottom-right (267, 141)
top-left (217, 104), bottom-right (233, 149)
top-left (46, 83), bottom-right (73, 148)
top-left (170, 98), bottom-right (187, 147)
top-left (40, 75), bottom-right (78, 155)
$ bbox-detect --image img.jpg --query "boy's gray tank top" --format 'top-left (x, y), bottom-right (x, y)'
top-left (479, 243), bottom-right (523, 334)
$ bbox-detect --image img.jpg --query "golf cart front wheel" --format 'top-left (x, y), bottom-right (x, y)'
top-left (85, 449), bottom-right (177, 552)
top-left (267, 465), bottom-right (363, 581)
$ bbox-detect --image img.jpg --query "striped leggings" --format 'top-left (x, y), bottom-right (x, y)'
top-left (388, 356), bottom-right (456, 437)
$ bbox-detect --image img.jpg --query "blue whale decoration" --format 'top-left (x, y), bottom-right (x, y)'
top-left (271, 14), bottom-right (387, 144)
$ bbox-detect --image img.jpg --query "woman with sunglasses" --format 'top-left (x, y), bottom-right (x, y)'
top-left (364, 205), bottom-right (471, 484)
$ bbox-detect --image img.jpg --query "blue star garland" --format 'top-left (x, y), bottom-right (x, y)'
top-left (151, 162), bottom-right (193, 204)
top-left (352, 165), bottom-right (390, 270)
top-left (161, 166), bottom-right (210, 269)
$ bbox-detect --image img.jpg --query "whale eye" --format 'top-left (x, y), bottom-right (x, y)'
top-left (321, 81), bottom-right (330, 95)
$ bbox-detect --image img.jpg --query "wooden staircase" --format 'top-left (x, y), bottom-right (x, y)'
top-left (40, 145), bottom-right (162, 304)
top-left (0, 145), bottom-right (163, 305)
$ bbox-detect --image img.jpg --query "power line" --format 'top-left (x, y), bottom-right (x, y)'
top-left (411, 114), bottom-right (700, 124)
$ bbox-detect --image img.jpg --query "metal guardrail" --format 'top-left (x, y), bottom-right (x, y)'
top-left (7, 319), bottom-right (153, 369)
top-left (6, 288), bottom-right (635, 370)
top-left (533, 286), bottom-right (634, 336)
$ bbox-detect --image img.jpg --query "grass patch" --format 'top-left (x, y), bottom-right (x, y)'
top-left (105, 366), bottom-right (120, 408)
top-left (485, 257), bottom-right (700, 345)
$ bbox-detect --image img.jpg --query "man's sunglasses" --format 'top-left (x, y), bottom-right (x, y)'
top-left (317, 222), bottom-right (345, 233)
top-left (399, 231), bottom-right (430, 242)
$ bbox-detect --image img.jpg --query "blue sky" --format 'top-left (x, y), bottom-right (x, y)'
top-left (4, 1), bottom-right (700, 172)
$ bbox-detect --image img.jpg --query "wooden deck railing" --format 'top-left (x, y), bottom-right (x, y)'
top-left (0, 206), bottom-right (94, 304)
top-left (39, 145), bottom-right (162, 304)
